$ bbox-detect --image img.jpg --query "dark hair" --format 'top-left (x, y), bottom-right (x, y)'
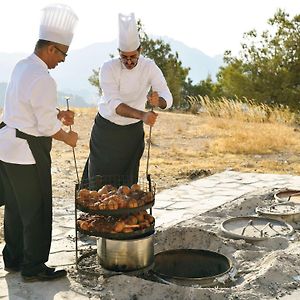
top-left (34, 39), bottom-right (54, 50)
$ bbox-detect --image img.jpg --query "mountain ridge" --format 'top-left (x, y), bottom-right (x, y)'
top-left (0, 37), bottom-right (224, 106)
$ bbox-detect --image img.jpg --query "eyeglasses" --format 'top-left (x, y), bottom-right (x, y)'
top-left (119, 54), bottom-right (139, 64)
top-left (54, 46), bottom-right (68, 58)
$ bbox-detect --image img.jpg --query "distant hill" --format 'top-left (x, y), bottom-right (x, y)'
top-left (162, 36), bottom-right (223, 83)
top-left (0, 37), bottom-right (224, 106)
top-left (0, 82), bottom-right (90, 108)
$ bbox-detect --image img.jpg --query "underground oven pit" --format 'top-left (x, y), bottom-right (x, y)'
top-left (151, 248), bottom-right (234, 288)
top-left (68, 189), bottom-right (300, 299)
top-left (74, 227), bottom-right (238, 289)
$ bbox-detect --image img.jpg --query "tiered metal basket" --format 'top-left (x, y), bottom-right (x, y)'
top-left (74, 175), bottom-right (156, 273)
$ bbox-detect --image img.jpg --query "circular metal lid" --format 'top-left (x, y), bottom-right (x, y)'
top-left (274, 189), bottom-right (300, 204)
top-left (256, 203), bottom-right (300, 217)
top-left (220, 216), bottom-right (294, 241)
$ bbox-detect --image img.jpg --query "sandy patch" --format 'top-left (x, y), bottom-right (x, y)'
top-left (66, 188), bottom-right (300, 299)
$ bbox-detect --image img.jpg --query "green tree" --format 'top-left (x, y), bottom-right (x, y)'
top-left (88, 68), bottom-right (101, 96)
top-left (183, 75), bottom-right (223, 100)
top-left (218, 9), bottom-right (300, 110)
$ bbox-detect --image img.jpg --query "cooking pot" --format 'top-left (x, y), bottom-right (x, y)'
top-left (256, 203), bottom-right (300, 224)
top-left (97, 233), bottom-right (154, 272)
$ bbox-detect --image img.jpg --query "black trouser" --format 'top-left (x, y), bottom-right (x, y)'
top-left (82, 113), bottom-right (145, 187)
top-left (0, 161), bottom-right (51, 275)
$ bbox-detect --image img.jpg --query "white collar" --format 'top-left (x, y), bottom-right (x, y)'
top-left (29, 53), bottom-right (49, 71)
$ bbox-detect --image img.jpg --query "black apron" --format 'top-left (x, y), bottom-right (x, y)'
top-left (16, 129), bottom-right (53, 239)
top-left (0, 166), bottom-right (4, 206)
top-left (0, 122), bottom-right (6, 206)
top-left (0, 122), bottom-right (53, 233)
top-left (82, 113), bottom-right (145, 188)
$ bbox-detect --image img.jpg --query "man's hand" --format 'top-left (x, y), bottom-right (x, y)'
top-left (52, 129), bottom-right (78, 147)
top-left (65, 130), bottom-right (78, 148)
top-left (147, 91), bottom-right (160, 107)
top-left (147, 91), bottom-right (167, 109)
top-left (57, 110), bottom-right (75, 126)
top-left (142, 111), bottom-right (158, 126)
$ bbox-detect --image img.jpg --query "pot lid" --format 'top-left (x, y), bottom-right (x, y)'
top-left (256, 203), bottom-right (300, 217)
top-left (220, 216), bottom-right (294, 241)
top-left (274, 189), bottom-right (300, 204)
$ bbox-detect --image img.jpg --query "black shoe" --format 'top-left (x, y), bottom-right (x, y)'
top-left (4, 266), bottom-right (21, 273)
top-left (42, 265), bottom-right (56, 273)
top-left (22, 268), bottom-right (67, 282)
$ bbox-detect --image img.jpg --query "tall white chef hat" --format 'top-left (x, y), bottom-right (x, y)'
top-left (39, 3), bottom-right (78, 46)
top-left (118, 13), bottom-right (140, 52)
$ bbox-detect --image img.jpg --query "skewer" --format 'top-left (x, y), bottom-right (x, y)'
top-left (146, 105), bottom-right (154, 215)
top-left (145, 106), bottom-right (153, 179)
top-left (65, 96), bottom-right (80, 269)
top-left (65, 96), bottom-right (80, 184)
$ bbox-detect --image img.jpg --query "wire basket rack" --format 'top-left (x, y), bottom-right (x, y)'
top-left (74, 174), bottom-right (156, 273)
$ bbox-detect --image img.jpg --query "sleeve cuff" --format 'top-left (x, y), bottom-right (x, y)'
top-left (160, 93), bottom-right (173, 109)
top-left (108, 99), bottom-right (123, 114)
top-left (46, 119), bottom-right (62, 136)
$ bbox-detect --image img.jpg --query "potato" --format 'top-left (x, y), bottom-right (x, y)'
top-left (78, 189), bottom-right (90, 200)
top-left (130, 183), bottom-right (141, 192)
top-left (128, 199), bottom-right (138, 208)
top-left (117, 185), bottom-right (131, 195)
top-left (89, 190), bottom-right (99, 200)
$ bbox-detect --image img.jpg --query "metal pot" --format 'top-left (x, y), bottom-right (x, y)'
top-left (256, 203), bottom-right (300, 224)
top-left (97, 233), bottom-right (154, 272)
top-left (274, 189), bottom-right (300, 204)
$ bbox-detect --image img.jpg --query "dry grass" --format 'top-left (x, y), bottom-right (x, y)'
top-left (187, 95), bottom-right (298, 124)
top-left (1, 98), bottom-right (300, 242)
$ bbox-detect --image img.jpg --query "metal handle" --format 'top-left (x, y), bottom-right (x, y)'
top-left (145, 107), bottom-right (154, 215)
top-left (145, 107), bottom-right (153, 178)
top-left (65, 96), bottom-right (80, 184)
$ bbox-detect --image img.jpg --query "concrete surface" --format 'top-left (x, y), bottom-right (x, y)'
top-left (1, 170), bottom-right (300, 299)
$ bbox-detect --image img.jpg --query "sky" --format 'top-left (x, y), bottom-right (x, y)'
top-left (1, 0), bottom-right (300, 57)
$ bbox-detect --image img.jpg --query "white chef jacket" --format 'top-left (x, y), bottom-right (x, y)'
top-left (0, 54), bottom-right (62, 164)
top-left (98, 55), bottom-right (173, 125)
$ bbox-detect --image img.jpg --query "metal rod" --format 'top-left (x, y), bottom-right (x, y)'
top-left (288, 192), bottom-right (300, 202)
top-left (249, 221), bottom-right (262, 233)
top-left (75, 184), bottom-right (79, 268)
top-left (65, 96), bottom-right (80, 269)
top-left (65, 97), bottom-right (80, 184)
top-left (260, 222), bottom-right (270, 237)
top-left (268, 223), bottom-right (283, 235)
top-left (241, 220), bottom-right (252, 235)
top-left (72, 149), bottom-right (80, 183)
top-left (145, 106), bottom-right (153, 178)
top-left (146, 107), bottom-right (153, 215)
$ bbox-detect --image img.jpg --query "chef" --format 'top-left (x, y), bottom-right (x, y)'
top-left (83, 13), bottom-right (173, 186)
top-left (0, 4), bottom-right (78, 282)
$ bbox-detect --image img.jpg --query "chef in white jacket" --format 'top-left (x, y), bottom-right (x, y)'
top-left (0, 4), bottom-right (78, 282)
top-left (83, 13), bottom-right (173, 187)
